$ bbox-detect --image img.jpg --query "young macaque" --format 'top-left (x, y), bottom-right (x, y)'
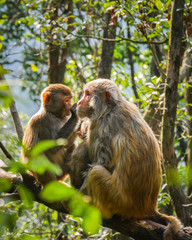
top-left (75, 79), bottom-right (182, 240)
top-left (21, 84), bottom-right (78, 185)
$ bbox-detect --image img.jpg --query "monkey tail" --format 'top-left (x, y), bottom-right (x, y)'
top-left (150, 211), bottom-right (183, 240)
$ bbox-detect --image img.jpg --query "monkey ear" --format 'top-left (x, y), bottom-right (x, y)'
top-left (43, 93), bottom-right (51, 104)
top-left (104, 90), bottom-right (112, 104)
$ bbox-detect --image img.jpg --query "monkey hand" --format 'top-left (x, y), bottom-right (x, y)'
top-left (71, 103), bottom-right (77, 116)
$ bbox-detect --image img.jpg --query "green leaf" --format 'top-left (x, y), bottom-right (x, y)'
top-left (9, 160), bottom-right (27, 174)
top-left (0, 79), bottom-right (13, 107)
top-left (104, 1), bottom-right (116, 11)
top-left (40, 181), bottom-right (75, 202)
top-left (0, 19), bottom-right (5, 25)
top-left (35, 37), bottom-right (41, 41)
top-left (82, 206), bottom-right (102, 235)
top-left (28, 156), bottom-right (62, 175)
top-left (0, 43), bottom-right (2, 50)
top-left (28, 17), bottom-right (34, 26)
top-left (73, 0), bottom-right (81, 3)
top-left (2, 14), bottom-right (8, 19)
top-left (40, 181), bottom-right (102, 235)
top-left (0, 35), bottom-right (4, 41)
top-left (19, 235), bottom-right (43, 240)
top-left (29, 139), bottom-right (66, 157)
top-left (0, 0), bottom-right (6, 3)
top-left (0, 178), bottom-right (12, 192)
top-left (0, 209), bottom-right (18, 232)
top-left (17, 185), bottom-right (34, 208)
top-left (155, 0), bottom-right (163, 11)
top-left (31, 64), bottom-right (38, 72)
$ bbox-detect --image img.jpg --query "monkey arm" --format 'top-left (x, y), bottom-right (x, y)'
top-left (70, 141), bottom-right (91, 190)
top-left (57, 104), bottom-right (78, 139)
top-left (40, 105), bottom-right (78, 155)
top-left (22, 116), bottom-right (40, 155)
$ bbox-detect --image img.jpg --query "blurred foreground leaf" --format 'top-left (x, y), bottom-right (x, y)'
top-left (40, 181), bottom-right (74, 202)
top-left (40, 181), bottom-right (102, 235)
top-left (0, 178), bottom-right (12, 192)
top-left (82, 205), bottom-right (101, 235)
top-left (29, 139), bottom-right (67, 158)
top-left (0, 209), bottom-right (18, 232)
top-left (19, 234), bottom-right (42, 240)
top-left (17, 185), bottom-right (34, 208)
top-left (0, 79), bottom-right (13, 107)
top-left (27, 155), bottom-right (62, 175)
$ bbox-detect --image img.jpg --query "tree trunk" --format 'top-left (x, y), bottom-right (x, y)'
top-left (97, 11), bottom-right (116, 79)
top-left (48, 0), bottom-right (73, 84)
top-left (186, 63), bottom-right (192, 196)
top-left (161, 0), bottom-right (192, 226)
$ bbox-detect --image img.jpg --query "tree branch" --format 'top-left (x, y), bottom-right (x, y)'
top-left (57, 23), bottom-right (168, 45)
top-left (0, 141), bottom-right (13, 160)
top-left (0, 75), bottom-right (24, 140)
top-left (9, 101), bottom-right (24, 140)
top-left (0, 170), bottom-right (191, 240)
top-left (161, 0), bottom-right (192, 226)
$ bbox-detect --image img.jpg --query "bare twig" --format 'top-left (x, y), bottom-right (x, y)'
top-left (0, 141), bottom-right (13, 160)
top-left (9, 101), bottom-right (24, 140)
top-left (149, 43), bottom-right (166, 81)
top-left (0, 75), bottom-right (24, 140)
top-left (57, 23), bottom-right (168, 45)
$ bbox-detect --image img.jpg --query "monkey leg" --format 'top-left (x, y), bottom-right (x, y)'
top-left (87, 165), bottom-right (125, 219)
top-left (35, 171), bottom-right (57, 185)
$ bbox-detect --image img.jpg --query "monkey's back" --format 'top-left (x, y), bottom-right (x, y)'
top-left (22, 109), bottom-right (73, 173)
top-left (89, 99), bottom-right (162, 219)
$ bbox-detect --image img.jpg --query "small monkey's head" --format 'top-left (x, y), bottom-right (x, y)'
top-left (77, 79), bottom-right (122, 120)
top-left (41, 84), bottom-right (72, 118)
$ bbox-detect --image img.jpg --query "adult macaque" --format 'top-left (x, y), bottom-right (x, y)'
top-left (70, 118), bottom-right (90, 189)
top-left (76, 79), bottom-right (182, 239)
top-left (22, 84), bottom-right (78, 185)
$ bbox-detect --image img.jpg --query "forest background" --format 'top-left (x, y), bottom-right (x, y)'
top-left (0, 0), bottom-right (192, 239)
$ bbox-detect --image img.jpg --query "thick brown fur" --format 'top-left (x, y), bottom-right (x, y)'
top-left (76, 79), bottom-right (182, 239)
top-left (21, 84), bottom-right (78, 185)
top-left (70, 118), bottom-right (91, 189)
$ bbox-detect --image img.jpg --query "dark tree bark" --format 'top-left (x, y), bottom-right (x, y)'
top-left (187, 79), bottom-right (192, 195)
top-left (182, 51), bottom-right (192, 195)
top-left (48, 0), bottom-right (73, 84)
top-left (97, 11), bottom-right (116, 79)
top-left (161, 0), bottom-right (192, 226)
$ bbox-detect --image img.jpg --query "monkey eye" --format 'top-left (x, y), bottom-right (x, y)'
top-left (64, 97), bottom-right (71, 103)
top-left (85, 90), bottom-right (91, 96)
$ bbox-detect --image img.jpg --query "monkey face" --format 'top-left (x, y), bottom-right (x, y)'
top-left (63, 95), bottom-right (72, 116)
top-left (77, 89), bottom-right (94, 118)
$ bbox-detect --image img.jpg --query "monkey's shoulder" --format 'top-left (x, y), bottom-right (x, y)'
top-left (27, 110), bottom-right (47, 128)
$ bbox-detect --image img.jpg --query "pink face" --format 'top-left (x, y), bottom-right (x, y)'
top-left (77, 89), bottom-right (92, 118)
